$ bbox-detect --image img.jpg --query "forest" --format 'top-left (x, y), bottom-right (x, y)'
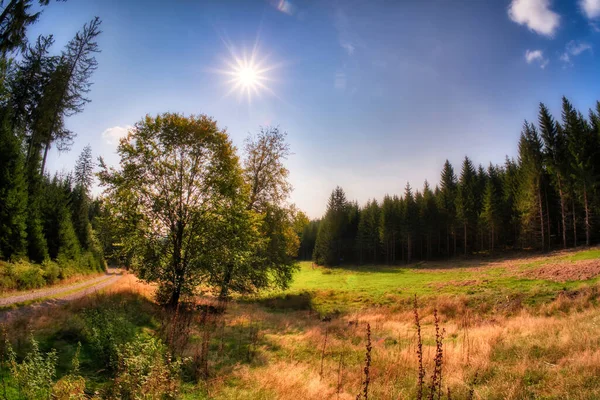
top-left (304, 99), bottom-right (600, 266)
top-left (0, 2), bottom-right (105, 290)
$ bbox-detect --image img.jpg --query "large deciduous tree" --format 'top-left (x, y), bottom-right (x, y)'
top-left (99, 113), bottom-right (249, 306)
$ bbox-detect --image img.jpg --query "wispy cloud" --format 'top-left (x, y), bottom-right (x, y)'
top-left (525, 49), bottom-right (549, 68)
top-left (334, 7), bottom-right (361, 55)
top-left (334, 71), bottom-right (346, 90)
top-left (580, 0), bottom-right (600, 19)
top-left (560, 40), bottom-right (593, 64)
top-left (341, 42), bottom-right (355, 55)
top-left (102, 125), bottom-right (132, 145)
top-left (508, 0), bottom-right (560, 37)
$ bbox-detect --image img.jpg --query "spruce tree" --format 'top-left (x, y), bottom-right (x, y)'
top-left (456, 157), bottom-right (476, 255)
top-left (313, 186), bottom-right (350, 266)
top-left (517, 122), bottom-right (547, 250)
top-left (562, 97), bottom-right (596, 246)
top-left (0, 112), bottom-right (27, 259)
top-left (539, 103), bottom-right (568, 248)
top-left (403, 182), bottom-right (416, 263)
top-left (439, 160), bottom-right (457, 256)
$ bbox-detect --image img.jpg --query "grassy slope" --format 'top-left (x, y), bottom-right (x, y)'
top-left (266, 249), bottom-right (600, 314)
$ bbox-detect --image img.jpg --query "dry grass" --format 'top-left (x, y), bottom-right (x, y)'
top-left (5, 254), bottom-right (600, 399)
top-left (200, 291), bottom-right (600, 400)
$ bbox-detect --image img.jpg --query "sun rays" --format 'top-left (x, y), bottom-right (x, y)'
top-left (213, 40), bottom-right (280, 104)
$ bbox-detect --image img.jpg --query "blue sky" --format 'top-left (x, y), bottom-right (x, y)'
top-left (29, 0), bottom-right (600, 218)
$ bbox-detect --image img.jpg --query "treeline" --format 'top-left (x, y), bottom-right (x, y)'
top-left (303, 97), bottom-right (600, 266)
top-left (0, 2), bottom-right (105, 287)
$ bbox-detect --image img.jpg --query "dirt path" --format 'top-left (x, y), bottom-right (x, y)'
top-left (0, 268), bottom-right (124, 307)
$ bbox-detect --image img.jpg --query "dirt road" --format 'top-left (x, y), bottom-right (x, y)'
top-left (0, 268), bottom-right (123, 308)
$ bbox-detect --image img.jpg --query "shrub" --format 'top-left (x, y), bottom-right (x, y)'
top-left (7, 335), bottom-right (58, 399)
top-left (52, 342), bottom-right (87, 400)
top-left (42, 259), bottom-right (60, 284)
top-left (82, 307), bottom-right (137, 369)
top-left (110, 335), bottom-right (182, 400)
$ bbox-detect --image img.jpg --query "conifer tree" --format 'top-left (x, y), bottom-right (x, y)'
top-left (403, 182), bottom-right (416, 263)
top-left (481, 165), bottom-right (501, 252)
top-left (517, 121), bottom-right (547, 250)
top-left (562, 97), bottom-right (597, 246)
top-left (456, 157), bottom-right (477, 255)
top-left (439, 160), bottom-right (457, 256)
top-left (539, 103), bottom-right (569, 248)
top-left (71, 145), bottom-right (93, 249)
top-left (313, 186), bottom-right (350, 265)
top-left (0, 112), bottom-right (27, 258)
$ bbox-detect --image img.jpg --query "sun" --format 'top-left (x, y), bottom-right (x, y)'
top-left (237, 66), bottom-right (259, 87)
top-left (213, 41), bottom-right (279, 103)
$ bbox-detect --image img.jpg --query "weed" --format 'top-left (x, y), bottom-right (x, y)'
top-left (7, 334), bottom-right (57, 399)
top-left (356, 323), bottom-right (372, 400)
top-left (414, 295), bottom-right (425, 400)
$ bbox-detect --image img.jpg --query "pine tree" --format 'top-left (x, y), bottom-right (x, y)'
top-left (37, 17), bottom-right (102, 175)
top-left (72, 145), bottom-right (93, 249)
top-left (562, 97), bottom-right (597, 246)
top-left (517, 121), bottom-right (547, 250)
top-left (313, 186), bottom-right (350, 266)
top-left (380, 195), bottom-right (400, 264)
top-left (403, 183), bottom-right (416, 263)
top-left (539, 103), bottom-right (569, 248)
top-left (456, 157), bottom-right (476, 255)
top-left (438, 160), bottom-right (457, 256)
top-left (0, 111), bottom-right (27, 258)
top-left (481, 165), bottom-right (501, 253)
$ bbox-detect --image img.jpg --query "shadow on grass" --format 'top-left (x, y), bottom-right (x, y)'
top-left (251, 291), bottom-right (314, 312)
top-left (316, 247), bottom-right (600, 273)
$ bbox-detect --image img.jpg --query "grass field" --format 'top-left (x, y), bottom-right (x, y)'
top-left (3, 248), bottom-right (600, 399)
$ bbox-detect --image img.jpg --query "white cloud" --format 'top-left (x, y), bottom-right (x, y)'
top-left (341, 42), bottom-right (355, 55)
top-left (102, 125), bottom-right (132, 145)
top-left (334, 71), bottom-right (346, 90)
top-left (525, 49), bottom-right (549, 68)
top-left (561, 40), bottom-right (593, 64)
top-left (580, 0), bottom-right (600, 19)
top-left (508, 0), bottom-right (560, 37)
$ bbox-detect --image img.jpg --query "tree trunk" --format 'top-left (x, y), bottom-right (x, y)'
top-left (463, 222), bottom-right (467, 256)
top-left (219, 265), bottom-right (233, 300)
top-left (545, 186), bottom-right (551, 250)
top-left (572, 198), bottom-right (577, 247)
top-left (538, 185), bottom-right (545, 251)
top-left (446, 225), bottom-right (450, 256)
top-left (40, 141), bottom-right (50, 176)
top-left (407, 235), bottom-right (411, 264)
top-left (558, 183), bottom-right (567, 249)
top-left (584, 183), bottom-right (590, 246)
top-left (453, 230), bottom-right (456, 257)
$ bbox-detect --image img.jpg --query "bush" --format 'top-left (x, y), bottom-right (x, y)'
top-left (82, 307), bottom-right (138, 369)
top-left (7, 335), bottom-right (58, 399)
top-left (110, 335), bottom-right (182, 400)
top-left (0, 251), bottom-right (106, 291)
top-left (42, 260), bottom-right (60, 284)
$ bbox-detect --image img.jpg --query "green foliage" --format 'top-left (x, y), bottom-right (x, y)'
top-left (99, 113), bottom-right (250, 306)
top-left (82, 307), bottom-right (138, 369)
top-left (0, 113), bottom-right (28, 259)
top-left (0, 253), bottom-right (103, 291)
top-left (110, 335), bottom-right (182, 400)
top-left (313, 186), bottom-right (356, 266)
top-left (7, 334), bottom-right (58, 400)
